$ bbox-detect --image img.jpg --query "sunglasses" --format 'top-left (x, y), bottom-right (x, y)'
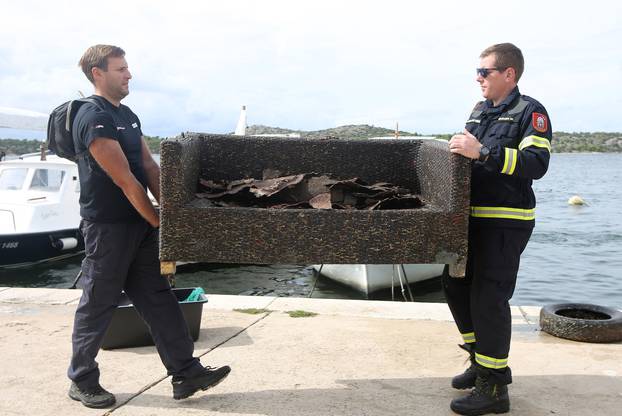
top-left (476, 67), bottom-right (505, 78)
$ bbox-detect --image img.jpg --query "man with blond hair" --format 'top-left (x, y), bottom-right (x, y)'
top-left (67, 45), bottom-right (230, 408)
top-left (446, 43), bottom-right (552, 415)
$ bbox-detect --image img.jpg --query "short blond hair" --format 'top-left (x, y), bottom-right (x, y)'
top-left (480, 43), bottom-right (524, 82)
top-left (78, 44), bottom-right (125, 84)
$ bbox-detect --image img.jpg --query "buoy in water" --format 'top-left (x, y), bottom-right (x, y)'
top-left (568, 195), bottom-right (587, 205)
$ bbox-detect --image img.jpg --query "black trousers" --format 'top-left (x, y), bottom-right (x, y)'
top-left (67, 220), bottom-right (203, 387)
top-left (443, 224), bottom-right (532, 373)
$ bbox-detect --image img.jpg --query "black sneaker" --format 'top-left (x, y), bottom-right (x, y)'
top-left (68, 382), bottom-right (116, 408)
top-left (172, 365), bottom-right (231, 400)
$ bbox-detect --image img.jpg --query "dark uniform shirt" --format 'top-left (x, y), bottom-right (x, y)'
top-left (465, 86), bottom-right (552, 228)
top-left (72, 95), bottom-right (147, 223)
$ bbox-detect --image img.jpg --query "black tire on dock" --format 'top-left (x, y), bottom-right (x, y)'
top-left (539, 303), bottom-right (622, 343)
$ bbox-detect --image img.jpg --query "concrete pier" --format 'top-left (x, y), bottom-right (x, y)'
top-left (0, 287), bottom-right (620, 415)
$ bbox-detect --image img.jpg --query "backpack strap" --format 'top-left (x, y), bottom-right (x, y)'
top-left (71, 97), bottom-right (105, 160)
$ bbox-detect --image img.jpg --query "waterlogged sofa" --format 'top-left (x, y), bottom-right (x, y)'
top-left (159, 134), bottom-right (471, 276)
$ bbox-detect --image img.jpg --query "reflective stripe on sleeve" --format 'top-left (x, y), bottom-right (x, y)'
top-left (470, 206), bottom-right (535, 221)
top-left (519, 135), bottom-right (551, 151)
top-left (475, 353), bottom-right (508, 369)
top-left (501, 148), bottom-right (518, 175)
top-left (466, 119), bottom-right (481, 124)
top-left (462, 332), bottom-right (476, 343)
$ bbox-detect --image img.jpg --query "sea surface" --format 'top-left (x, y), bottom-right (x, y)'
top-left (1, 153), bottom-right (620, 308)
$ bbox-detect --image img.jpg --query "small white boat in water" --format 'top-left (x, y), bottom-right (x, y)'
top-left (312, 263), bottom-right (445, 294)
top-left (0, 152), bottom-right (84, 268)
top-left (1, 105), bottom-right (85, 268)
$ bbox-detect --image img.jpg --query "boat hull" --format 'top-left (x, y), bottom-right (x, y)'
top-left (0, 229), bottom-right (84, 268)
top-left (313, 264), bottom-right (445, 294)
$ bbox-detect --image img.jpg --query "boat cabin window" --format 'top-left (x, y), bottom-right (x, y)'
top-left (0, 168), bottom-right (28, 190)
top-left (29, 169), bottom-right (66, 192)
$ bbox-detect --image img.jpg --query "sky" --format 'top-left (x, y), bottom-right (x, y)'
top-left (1, 0), bottom-right (621, 140)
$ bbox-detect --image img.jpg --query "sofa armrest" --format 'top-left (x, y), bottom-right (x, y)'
top-left (415, 139), bottom-right (471, 213)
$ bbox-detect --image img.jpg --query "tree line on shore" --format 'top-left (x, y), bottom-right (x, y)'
top-left (1, 127), bottom-right (621, 156)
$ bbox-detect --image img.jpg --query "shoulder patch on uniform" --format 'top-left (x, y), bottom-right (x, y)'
top-left (532, 112), bottom-right (548, 132)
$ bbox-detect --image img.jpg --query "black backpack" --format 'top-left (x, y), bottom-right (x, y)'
top-left (46, 97), bottom-right (103, 161)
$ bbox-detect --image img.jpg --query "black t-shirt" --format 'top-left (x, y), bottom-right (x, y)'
top-left (72, 95), bottom-right (147, 223)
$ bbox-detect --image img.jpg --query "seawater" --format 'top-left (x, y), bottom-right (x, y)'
top-left (1, 153), bottom-right (620, 308)
top-left (515, 153), bottom-right (622, 308)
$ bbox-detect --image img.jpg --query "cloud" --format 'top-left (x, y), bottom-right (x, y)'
top-left (1, 0), bottom-right (621, 138)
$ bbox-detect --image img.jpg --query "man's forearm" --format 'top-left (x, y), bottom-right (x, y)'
top-left (121, 176), bottom-right (160, 227)
top-left (144, 162), bottom-right (161, 203)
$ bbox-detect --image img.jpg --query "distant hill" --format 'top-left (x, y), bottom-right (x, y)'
top-left (245, 124), bottom-right (418, 139)
top-left (245, 126), bottom-right (622, 153)
top-left (0, 136), bottom-right (167, 157)
top-left (551, 132), bottom-right (622, 153)
top-left (1, 127), bottom-right (621, 156)
top-left (246, 124), bottom-right (622, 153)
top-left (0, 138), bottom-right (44, 157)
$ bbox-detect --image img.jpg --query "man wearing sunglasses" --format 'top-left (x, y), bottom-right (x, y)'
top-left (446, 43), bottom-right (552, 415)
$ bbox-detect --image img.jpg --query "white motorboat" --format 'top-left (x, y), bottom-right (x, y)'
top-left (1, 105), bottom-right (84, 267)
top-left (0, 152), bottom-right (84, 268)
top-left (312, 263), bottom-right (445, 295)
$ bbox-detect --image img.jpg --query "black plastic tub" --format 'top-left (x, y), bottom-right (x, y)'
top-left (101, 287), bottom-right (207, 350)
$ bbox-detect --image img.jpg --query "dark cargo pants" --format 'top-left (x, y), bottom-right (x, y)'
top-left (442, 224), bottom-right (532, 380)
top-left (67, 220), bottom-right (203, 387)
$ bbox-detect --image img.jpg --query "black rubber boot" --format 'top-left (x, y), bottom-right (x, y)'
top-left (450, 366), bottom-right (511, 415)
top-left (452, 343), bottom-right (477, 390)
top-left (172, 365), bottom-right (231, 400)
top-left (68, 382), bottom-right (116, 408)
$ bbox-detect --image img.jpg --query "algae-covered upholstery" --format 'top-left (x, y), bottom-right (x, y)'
top-left (160, 134), bottom-right (471, 276)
